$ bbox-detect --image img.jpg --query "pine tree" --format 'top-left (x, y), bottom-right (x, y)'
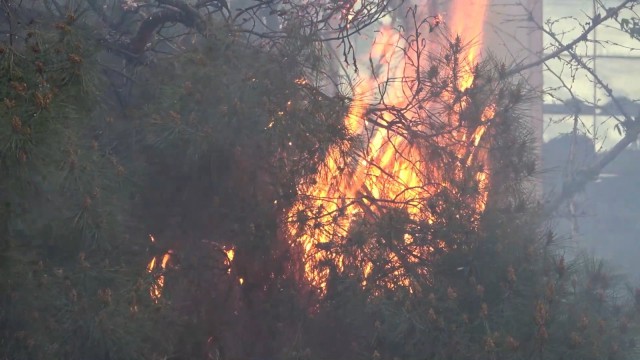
top-left (1, 2), bottom-right (639, 360)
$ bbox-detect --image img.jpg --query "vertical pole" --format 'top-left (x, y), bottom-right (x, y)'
top-left (592, 0), bottom-right (598, 147)
top-left (529, 0), bottom-right (544, 196)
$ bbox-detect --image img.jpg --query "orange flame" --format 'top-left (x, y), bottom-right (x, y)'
top-left (146, 240), bottom-right (241, 301)
top-left (448, 0), bottom-right (489, 70)
top-left (146, 234), bottom-right (172, 302)
top-left (224, 247), bottom-right (235, 275)
top-left (289, 0), bottom-right (492, 294)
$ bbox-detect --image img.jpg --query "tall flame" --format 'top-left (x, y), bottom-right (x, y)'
top-left (289, 0), bottom-right (492, 294)
top-left (448, 0), bottom-right (490, 90)
top-left (143, 0), bottom-right (494, 301)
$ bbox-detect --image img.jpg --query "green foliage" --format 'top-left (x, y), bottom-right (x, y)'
top-left (300, 152), bottom-right (640, 360)
top-left (1, 3), bottom-right (639, 360)
top-left (0, 11), bottom-right (169, 360)
top-left (281, 53), bottom-right (640, 360)
top-left (0, 12), bottom-right (124, 247)
top-left (107, 19), bottom-right (349, 360)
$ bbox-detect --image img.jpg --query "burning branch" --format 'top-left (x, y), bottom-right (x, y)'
top-left (287, 2), bottom-right (520, 294)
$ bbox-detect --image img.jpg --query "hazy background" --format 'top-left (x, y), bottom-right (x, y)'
top-left (541, 0), bottom-right (640, 280)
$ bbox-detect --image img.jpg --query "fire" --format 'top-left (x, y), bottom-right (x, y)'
top-left (145, 239), bottom-right (241, 301)
top-left (146, 234), bottom-right (172, 302)
top-left (224, 247), bottom-right (235, 275)
top-left (142, 1), bottom-right (493, 300)
top-left (289, 0), bottom-right (492, 294)
top-left (448, 0), bottom-right (490, 71)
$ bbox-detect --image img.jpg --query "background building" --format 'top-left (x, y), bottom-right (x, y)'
top-left (540, 0), bottom-right (640, 279)
top-left (451, 0), bottom-right (640, 279)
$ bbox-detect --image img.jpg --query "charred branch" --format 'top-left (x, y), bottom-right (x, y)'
top-left (545, 119), bottom-right (640, 214)
top-left (127, 0), bottom-right (207, 56)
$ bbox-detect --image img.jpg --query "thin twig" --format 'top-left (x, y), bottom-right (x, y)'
top-left (506, 0), bottom-right (636, 77)
top-left (545, 120), bottom-right (640, 213)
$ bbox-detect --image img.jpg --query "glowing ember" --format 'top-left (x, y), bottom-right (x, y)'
top-left (224, 247), bottom-right (235, 275)
top-left (288, 0), bottom-right (492, 294)
top-left (146, 234), bottom-right (172, 302)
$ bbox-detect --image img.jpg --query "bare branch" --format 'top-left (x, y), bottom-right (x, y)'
top-left (533, 8), bottom-right (634, 123)
top-left (128, 0), bottom-right (206, 56)
top-left (545, 121), bottom-right (640, 213)
top-left (506, 0), bottom-right (637, 77)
